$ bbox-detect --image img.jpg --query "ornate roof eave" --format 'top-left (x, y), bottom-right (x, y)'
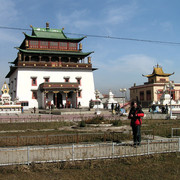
top-left (23, 32), bottom-right (85, 42)
top-left (39, 82), bottom-right (80, 92)
top-left (142, 72), bottom-right (175, 78)
top-left (17, 48), bottom-right (94, 57)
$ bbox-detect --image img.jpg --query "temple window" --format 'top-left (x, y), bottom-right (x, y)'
top-left (32, 91), bottom-right (37, 99)
top-left (50, 41), bottom-right (58, 49)
top-left (146, 90), bottom-right (151, 101)
top-left (21, 101), bottom-right (29, 106)
top-left (64, 78), bottom-right (69, 83)
top-left (69, 42), bottom-right (77, 50)
top-left (160, 78), bottom-right (166, 82)
top-left (59, 42), bottom-right (67, 50)
top-left (40, 41), bottom-right (48, 49)
top-left (64, 76), bottom-right (70, 82)
top-left (29, 40), bottom-right (38, 48)
top-left (78, 91), bottom-right (82, 98)
top-left (76, 78), bottom-right (81, 86)
top-left (31, 77), bottom-right (37, 86)
top-left (77, 79), bottom-right (81, 85)
top-left (28, 40), bottom-right (79, 51)
top-left (44, 77), bottom-right (49, 83)
top-left (140, 91), bottom-right (144, 101)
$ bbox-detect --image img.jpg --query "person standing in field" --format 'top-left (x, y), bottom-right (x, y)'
top-left (128, 101), bottom-right (144, 147)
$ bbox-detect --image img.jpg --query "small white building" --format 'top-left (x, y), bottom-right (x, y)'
top-left (6, 23), bottom-right (96, 109)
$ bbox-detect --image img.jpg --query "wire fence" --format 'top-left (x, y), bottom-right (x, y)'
top-left (0, 132), bottom-right (130, 147)
top-left (0, 138), bottom-right (179, 166)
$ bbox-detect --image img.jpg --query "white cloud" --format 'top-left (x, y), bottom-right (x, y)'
top-left (105, 2), bottom-right (138, 25)
top-left (99, 54), bottom-right (157, 74)
top-left (56, 1), bottom-right (138, 31)
top-left (57, 10), bottom-right (96, 30)
top-left (0, 0), bottom-right (18, 25)
top-left (160, 21), bottom-right (173, 32)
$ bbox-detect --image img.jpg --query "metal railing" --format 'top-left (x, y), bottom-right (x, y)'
top-left (0, 138), bottom-right (179, 166)
top-left (0, 132), bottom-right (128, 147)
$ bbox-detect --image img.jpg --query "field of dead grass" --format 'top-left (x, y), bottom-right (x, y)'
top-left (0, 153), bottom-right (179, 180)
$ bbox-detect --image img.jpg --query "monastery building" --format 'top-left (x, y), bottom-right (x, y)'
top-left (6, 23), bottom-right (96, 109)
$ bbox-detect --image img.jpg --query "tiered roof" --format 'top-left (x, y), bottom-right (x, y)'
top-left (6, 23), bottom-right (95, 78)
top-left (24, 25), bottom-right (85, 42)
top-left (142, 64), bottom-right (174, 77)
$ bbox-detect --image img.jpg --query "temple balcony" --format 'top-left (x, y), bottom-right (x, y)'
top-left (17, 61), bottom-right (92, 69)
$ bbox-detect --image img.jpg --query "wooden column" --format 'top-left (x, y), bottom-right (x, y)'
top-left (53, 91), bottom-right (59, 108)
top-left (29, 56), bottom-right (31, 61)
top-left (44, 91), bottom-right (48, 109)
top-left (49, 56), bottom-right (52, 62)
top-left (39, 56), bottom-right (42, 62)
top-left (76, 90), bottom-right (78, 108)
top-left (64, 91), bottom-right (69, 108)
top-left (23, 55), bottom-right (26, 61)
top-left (18, 53), bottom-right (22, 61)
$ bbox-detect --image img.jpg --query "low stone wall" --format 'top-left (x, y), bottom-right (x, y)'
top-left (144, 113), bottom-right (168, 120)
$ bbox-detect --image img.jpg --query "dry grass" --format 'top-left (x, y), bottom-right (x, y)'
top-left (0, 118), bottom-right (179, 146)
top-left (0, 153), bottom-right (179, 180)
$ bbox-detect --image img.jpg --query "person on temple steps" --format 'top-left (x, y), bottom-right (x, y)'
top-left (128, 101), bottom-right (144, 147)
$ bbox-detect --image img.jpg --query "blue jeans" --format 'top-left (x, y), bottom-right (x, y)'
top-left (132, 125), bottom-right (141, 145)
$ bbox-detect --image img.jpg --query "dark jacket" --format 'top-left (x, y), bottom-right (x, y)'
top-left (128, 107), bottom-right (144, 126)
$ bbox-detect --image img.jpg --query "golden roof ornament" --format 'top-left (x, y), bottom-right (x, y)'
top-left (1, 82), bottom-right (9, 94)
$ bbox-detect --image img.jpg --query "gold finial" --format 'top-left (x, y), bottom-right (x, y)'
top-left (30, 25), bottom-right (33, 28)
top-left (62, 27), bottom-right (65, 30)
top-left (1, 82), bottom-right (9, 94)
top-left (46, 22), bottom-right (49, 29)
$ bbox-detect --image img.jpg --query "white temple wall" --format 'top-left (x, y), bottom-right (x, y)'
top-left (9, 70), bottom-right (18, 101)
top-left (14, 68), bottom-right (95, 108)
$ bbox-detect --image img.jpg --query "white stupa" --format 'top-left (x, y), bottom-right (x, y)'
top-left (160, 84), bottom-right (176, 105)
top-left (0, 82), bottom-right (21, 113)
top-left (106, 90), bottom-right (117, 109)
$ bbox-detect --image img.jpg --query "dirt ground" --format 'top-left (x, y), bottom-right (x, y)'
top-left (0, 153), bottom-right (179, 180)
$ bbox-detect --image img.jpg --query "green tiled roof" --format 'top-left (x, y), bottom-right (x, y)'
top-left (18, 48), bottom-right (93, 56)
top-left (24, 26), bottom-right (85, 41)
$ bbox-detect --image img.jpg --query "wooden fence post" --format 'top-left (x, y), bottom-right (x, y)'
top-left (46, 135), bottom-right (49, 145)
top-left (76, 133), bottom-right (79, 144)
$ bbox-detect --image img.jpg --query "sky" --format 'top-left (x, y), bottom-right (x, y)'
top-left (1, 0), bottom-right (180, 96)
